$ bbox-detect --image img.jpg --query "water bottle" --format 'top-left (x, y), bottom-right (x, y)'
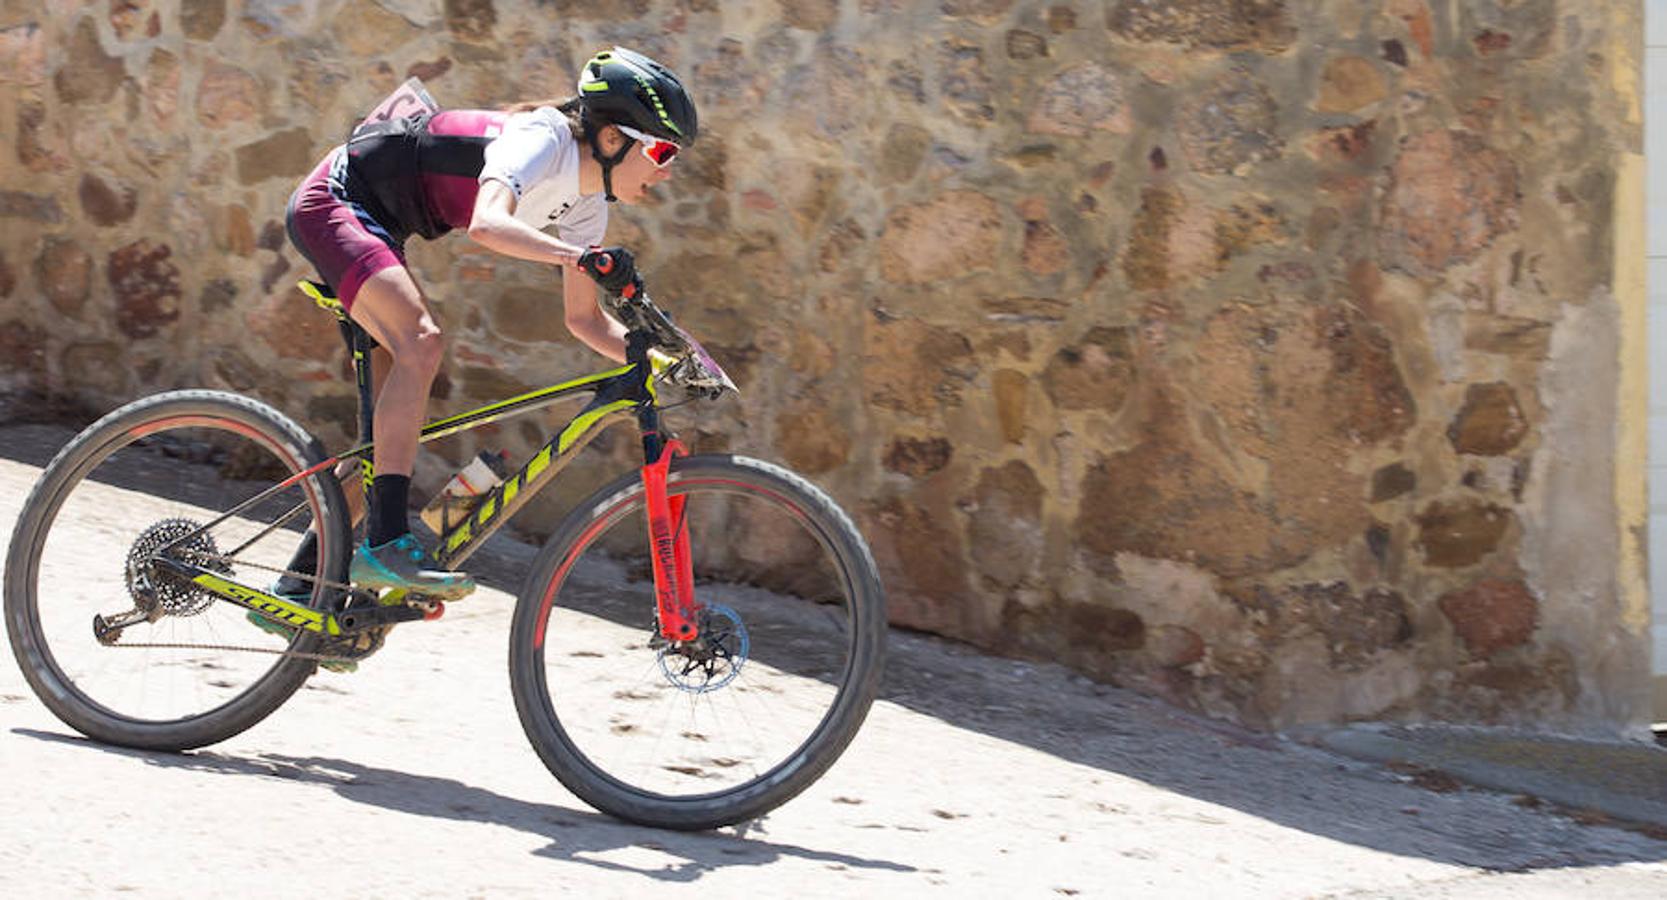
top-left (419, 450), bottom-right (510, 534)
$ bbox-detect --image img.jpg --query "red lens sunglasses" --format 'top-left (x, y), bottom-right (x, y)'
top-left (617, 124), bottom-right (681, 167)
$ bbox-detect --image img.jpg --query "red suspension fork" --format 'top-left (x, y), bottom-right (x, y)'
top-left (642, 438), bottom-right (698, 641)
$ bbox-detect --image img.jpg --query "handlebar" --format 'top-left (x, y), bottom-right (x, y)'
top-left (608, 286), bottom-right (688, 355)
top-left (596, 278), bottom-right (736, 399)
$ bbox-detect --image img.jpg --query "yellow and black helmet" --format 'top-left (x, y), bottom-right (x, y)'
top-left (577, 47), bottom-right (698, 147)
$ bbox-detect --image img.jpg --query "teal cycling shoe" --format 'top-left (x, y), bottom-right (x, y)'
top-left (349, 534), bottom-right (475, 601)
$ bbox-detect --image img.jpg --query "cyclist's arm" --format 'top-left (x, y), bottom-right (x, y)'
top-left (562, 270), bottom-right (627, 363)
top-left (468, 180), bottom-right (625, 361)
top-left (466, 180), bottom-right (584, 267)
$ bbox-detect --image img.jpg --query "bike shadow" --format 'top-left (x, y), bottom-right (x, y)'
top-left (12, 728), bottom-right (914, 882)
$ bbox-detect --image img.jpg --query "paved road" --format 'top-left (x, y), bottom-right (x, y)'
top-left (1, 422), bottom-right (1664, 898)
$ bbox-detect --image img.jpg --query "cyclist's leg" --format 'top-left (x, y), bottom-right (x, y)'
top-left (341, 268), bottom-right (474, 598)
top-left (344, 266), bottom-right (440, 486)
top-left (283, 154), bottom-right (468, 597)
top-left (269, 166), bottom-right (399, 599)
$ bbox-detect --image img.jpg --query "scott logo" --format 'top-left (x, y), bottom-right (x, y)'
top-left (194, 574), bottom-right (323, 632)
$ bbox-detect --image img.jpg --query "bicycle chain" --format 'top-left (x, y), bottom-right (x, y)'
top-left (104, 640), bottom-right (358, 663)
top-left (169, 547), bottom-right (359, 595)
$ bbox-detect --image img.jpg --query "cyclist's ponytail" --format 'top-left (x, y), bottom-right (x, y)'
top-left (503, 96), bottom-right (588, 142)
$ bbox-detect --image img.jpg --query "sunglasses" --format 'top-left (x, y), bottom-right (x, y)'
top-left (616, 124), bottom-right (681, 167)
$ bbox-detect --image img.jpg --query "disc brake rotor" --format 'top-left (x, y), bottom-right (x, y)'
top-left (656, 603), bottom-right (749, 694)
top-left (125, 518), bottom-right (231, 617)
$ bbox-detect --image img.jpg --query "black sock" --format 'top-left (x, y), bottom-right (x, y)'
top-left (273, 528), bottom-right (319, 595)
top-left (367, 474), bottom-right (412, 546)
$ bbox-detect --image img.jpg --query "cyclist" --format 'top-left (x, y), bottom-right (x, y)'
top-left (278, 47), bottom-right (697, 601)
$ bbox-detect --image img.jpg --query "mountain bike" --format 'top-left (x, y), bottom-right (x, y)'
top-left (4, 274), bottom-right (887, 830)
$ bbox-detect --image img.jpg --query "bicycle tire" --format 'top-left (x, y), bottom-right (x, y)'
top-left (508, 454), bottom-right (887, 830)
top-left (4, 390), bottom-right (353, 750)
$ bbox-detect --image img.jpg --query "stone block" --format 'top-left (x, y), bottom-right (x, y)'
top-left (110, 1), bottom-right (158, 41)
top-left (17, 100), bottom-right (63, 173)
top-left (333, 0), bottom-right (423, 58)
top-left (79, 173), bottom-right (138, 227)
top-left (1438, 579), bottom-right (1538, 656)
top-left (1448, 382), bottom-right (1528, 456)
top-left (0, 22), bottom-right (46, 88)
top-left (940, 40), bottom-right (993, 122)
top-left (1026, 63), bottom-right (1130, 137)
top-left (775, 404), bottom-right (850, 474)
top-left (1043, 326), bottom-right (1135, 414)
top-left (1370, 463), bottom-right (1416, 502)
top-left (878, 124), bottom-right (931, 184)
top-left (992, 369), bottom-right (1028, 443)
top-left (862, 495), bottom-right (971, 636)
top-left (144, 49), bottom-right (181, 125)
top-left (196, 61), bottom-right (263, 128)
top-left (883, 436), bottom-right (953, 477)
top-left (1122, 187), bottom-right (1180, 291)
top-left (778, 0), bottom-right (838, 31)
top-left (943, 0), bottom-right (1016, 20)
top-left (862, 316), bottom-right (976, 416)
top-left (247, 289), bottom-right (337, 362)
top-left (1315, 56), bottom-right (1387, 112)
top-left (1146, 624), bottom-right (1206, 668)
top-left (62, 342), bottom-right (129, 396)
top-left (1006, 29), bottom-right (1047, 59)
top-left (1108, 0), bottom-right (1294, 52)
top-left (1415, 500), bottom-right (1513, 568)
top-left (1380, 130), bottom-right (1518, 273)
top-left (235, 128), bottom-right (316, 184)
top-left (36, 238), bottom-right (92, 317)
top-left (444, 0), bottom-right (496, 41)
top-left (181, 0), bottom-right (228, 40)
top-left (108, 241), bottom-right (182, 339)
top-left (0, 321), bottom-right (46, 377)
top-left (55, 19), bottom-right (124, 105)
top-left (967, 460), bottom-right (1044, 588)
top-left (1022, 218), bottom-right (1070, 277)
top-left (877, 191), bottom-right (1004, 284)
top-left (1179, 71), bottom-right (1284, 175)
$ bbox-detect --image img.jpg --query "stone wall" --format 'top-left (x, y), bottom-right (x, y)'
top-left (0, 0), bottom-right (1651, 731)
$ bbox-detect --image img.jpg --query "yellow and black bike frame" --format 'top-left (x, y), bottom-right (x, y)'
top-left (157, 281), bottom-right (700, 642)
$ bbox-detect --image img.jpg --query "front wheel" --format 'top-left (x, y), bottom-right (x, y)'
top-left (509, 454), bottom-right (887, 830)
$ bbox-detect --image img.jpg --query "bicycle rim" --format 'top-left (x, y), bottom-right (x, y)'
top-left (15, 407), bottom-right (337, 728)
top-left (526, 469), bottom-right (869, 805)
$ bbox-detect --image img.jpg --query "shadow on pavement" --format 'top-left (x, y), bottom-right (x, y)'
top-left (11, 728), bottom-right (914, 881)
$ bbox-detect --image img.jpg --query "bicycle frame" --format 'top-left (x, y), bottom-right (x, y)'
top-left (161, 284), bottom-right (703, 644)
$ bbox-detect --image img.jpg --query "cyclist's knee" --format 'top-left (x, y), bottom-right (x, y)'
top-left (391, 326), bottom-right (445, 377)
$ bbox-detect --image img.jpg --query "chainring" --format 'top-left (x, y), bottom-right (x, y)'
top-left (125, 518), bottom-right (232, 617)
top-left (656, 603), bottom-right (749, 694)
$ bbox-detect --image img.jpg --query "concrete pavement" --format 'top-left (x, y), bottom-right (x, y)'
top-left (1, 420), bottom-right (1664, 898)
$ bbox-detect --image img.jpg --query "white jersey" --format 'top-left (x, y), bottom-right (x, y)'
top-left (478, 108), bottom-right (608, 248)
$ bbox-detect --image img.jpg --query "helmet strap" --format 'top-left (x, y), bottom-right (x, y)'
top-left (586, 125), bottom-right (635, 203)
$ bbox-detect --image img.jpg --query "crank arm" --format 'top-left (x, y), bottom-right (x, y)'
top-left (334, 602), bottom-right (427, 635)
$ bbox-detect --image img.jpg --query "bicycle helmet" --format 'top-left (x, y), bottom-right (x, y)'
top-left (576, 47), bottom-right (698, 201)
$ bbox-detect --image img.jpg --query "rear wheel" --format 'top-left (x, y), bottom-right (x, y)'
top-left (509, 454), bottom-right (886, 830)
top-left (4, 390), bottom-right (353, 750)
